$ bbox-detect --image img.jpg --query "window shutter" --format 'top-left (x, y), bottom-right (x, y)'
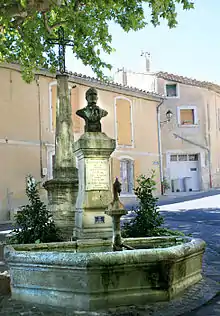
top-left (128, 160), bottom-right (134, 193)
top-left (71, 87), bottom-right (81, 133)
top-left (180, 109), bottom-right (194, 125)
top-left (112, 157), bottom-right (120, 182)
top-left (134, 159), bottom-right (140, 188)
top-left (116, 99), bottom-right (132, 146)
top-left (51, 85), bottom-right (57, 130)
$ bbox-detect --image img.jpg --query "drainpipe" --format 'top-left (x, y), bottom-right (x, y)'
top-left (157, 99), bottom-right (165, 195)
top-left (35, 75), bottom-right (44, 179)
top-left (208, 151), bottom-right (212, 189)
top-left (173, 133), bottom-right (212, 189)
top-left (206, 101), bottom-right (212, 189)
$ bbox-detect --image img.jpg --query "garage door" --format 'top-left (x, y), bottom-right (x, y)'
top-left (169, 154), bottom-right (200, 191)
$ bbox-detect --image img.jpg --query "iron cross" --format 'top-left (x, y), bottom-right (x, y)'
top-left (47, 26), bottom-right (74, 74)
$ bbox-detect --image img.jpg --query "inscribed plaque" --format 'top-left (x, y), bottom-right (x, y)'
top-left (94, 216), bottom-right (105, 224)
top-left (85, 159), bottom-right (109, 190)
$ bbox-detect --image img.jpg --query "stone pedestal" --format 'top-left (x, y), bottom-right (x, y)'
top-left (44, 178), bottom-right (78, 240)
top-left (44, 74), bottom-right (78, 240)
top-left (74, 132), bottom-right (115, 239)
top-left (105, 198), bottom-right (128, 251)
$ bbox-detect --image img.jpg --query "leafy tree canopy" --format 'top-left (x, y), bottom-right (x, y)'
top-left (0, 0), bottom-right (194, 82)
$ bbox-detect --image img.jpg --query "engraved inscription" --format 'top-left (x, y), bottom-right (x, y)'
top-left (95, 216), bottom-right (105, 224)
top-left (85, 159), bottom-right (109, 190)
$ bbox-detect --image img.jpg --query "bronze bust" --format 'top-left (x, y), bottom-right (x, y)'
top-left (76, 87), bottom-right (108, 132)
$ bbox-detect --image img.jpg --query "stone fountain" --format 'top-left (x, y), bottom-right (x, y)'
top-left (4, 86), bottom-right (206, 313)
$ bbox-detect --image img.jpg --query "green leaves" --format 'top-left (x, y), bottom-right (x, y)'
top-left (9, 175), bottom-right (63, 244)
top-left (122, 171), bottom-right (164, 238)
top-left (122, 170), bottom-right (185, 238)
top-left (0, 0), bottom-right (194, 82)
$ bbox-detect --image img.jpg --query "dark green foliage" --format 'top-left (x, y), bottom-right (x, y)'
top-left (162, 177), bottom-right (171, 191)
top-left (122, 170), bottom-right (184, 237)
top-left (9, 175), bottom-right (63, 244)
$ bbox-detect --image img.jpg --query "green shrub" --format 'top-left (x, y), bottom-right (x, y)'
top-left (9, 175), bottom-right (63, 244)
top-left (162, 177), bottom-right (170, 191)
top-left (122, 170), bottom-right (184, 238)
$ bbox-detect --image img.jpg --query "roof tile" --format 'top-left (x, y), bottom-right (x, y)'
top-left (157, 71), bottom-right (220, 93)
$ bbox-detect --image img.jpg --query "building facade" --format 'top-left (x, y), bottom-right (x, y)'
top-left (115, 67), bottom-right (220, 192)
top-left (157, 72), bottom-right (220, 192)
top-left (0, 63), bottom-right (162, 221)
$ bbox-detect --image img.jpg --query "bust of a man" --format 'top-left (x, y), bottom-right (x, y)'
top-left (76, 87), bottom-right (108, 132)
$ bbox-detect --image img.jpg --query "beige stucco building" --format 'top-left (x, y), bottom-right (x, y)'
top-left (115, 66), bottom-right (220, 192)
top-left (0, 63), bottom-right (163, 221)
top-left (157, 72), bottom-right (220, 192)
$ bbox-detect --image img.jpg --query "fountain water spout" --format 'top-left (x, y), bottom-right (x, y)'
top-left (105, 178), bottom-right (128, 251)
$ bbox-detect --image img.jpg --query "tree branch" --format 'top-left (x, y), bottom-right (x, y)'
top-left (0, 0), bottom-right (61, 19)
top-left (42, 12), bottom-right (68, 33)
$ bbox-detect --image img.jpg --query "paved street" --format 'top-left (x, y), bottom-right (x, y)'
top-left (1, 191), bottom-right (220, 314)
top-left (159, 193), bottom-right (220, 315)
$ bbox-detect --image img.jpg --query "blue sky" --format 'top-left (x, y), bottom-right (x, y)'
top-left (66, 1), bottom-right (220, 83)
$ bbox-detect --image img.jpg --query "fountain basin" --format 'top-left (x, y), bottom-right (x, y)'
top-left (4, 236), bottom-right (205, 311)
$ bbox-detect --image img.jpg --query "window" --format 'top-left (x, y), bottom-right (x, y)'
top-left (170, 155), bottom-right (177, 161)
top-left (177, 106), bottom-right (198, 126)
top-left (178, 154), bottom-right (187, 161)
top-left (120, 159), bottom-right (134, 194)
top-left (165, 84), bottom-right (178, 97)
top-left (49, 83), bottom-right (57, 131)
top-left (170, 154), bottom-right (199, 163)
top-left (115, 97), bottom-right (133, 147)
top-left (180, 109), bottom-right (195, 125)
top-left (71, 87), bottom-right (81, 133)
top-left (188, 154), bottom-right (198, 161)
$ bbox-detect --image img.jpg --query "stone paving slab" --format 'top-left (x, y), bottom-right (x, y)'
top-left (182, 294), bottom-right (220, 316)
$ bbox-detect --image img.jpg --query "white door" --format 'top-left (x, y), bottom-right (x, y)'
top-left (169, 154), bottom-right (200, 191)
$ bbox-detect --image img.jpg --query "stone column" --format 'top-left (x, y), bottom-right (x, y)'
top-left (44, 74), bottom-right (78, 240)
top-left (74, 132), bottom-right (115, 239)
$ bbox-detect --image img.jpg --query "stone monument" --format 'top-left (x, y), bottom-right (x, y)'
top-left (43, 27), bottom-right (78, 240)
top-left (74, 87), bottom-right (115, 239)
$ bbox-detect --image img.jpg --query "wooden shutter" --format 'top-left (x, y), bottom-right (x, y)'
top-left (116, 99), bottom-right (132, 145)
top-left (180, 109), bottom-right (194, 125)
top-left (128, 160), bottom-right (134, 193)
top-left (71, 87), bottom-right (81, 133)
top-left (112, 157), bottom-right (120, 182)
top-left (51, 85), bottom-right (57, 130)
top-left (134, 159), bottom-right (140, 188)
